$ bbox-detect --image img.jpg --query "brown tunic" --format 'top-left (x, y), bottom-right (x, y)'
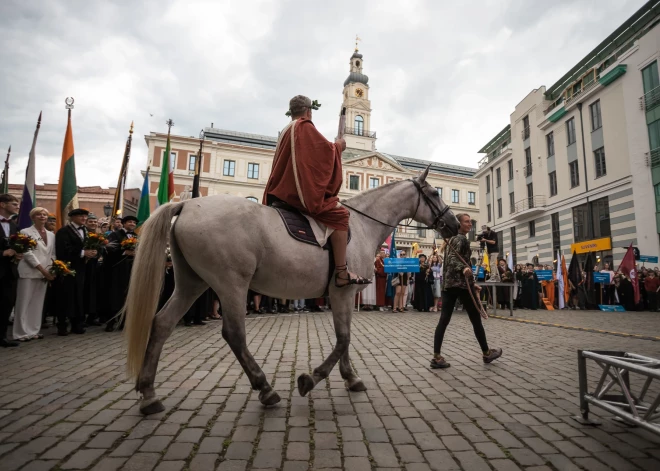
top-left (263, 118), bottom-right (349, 231)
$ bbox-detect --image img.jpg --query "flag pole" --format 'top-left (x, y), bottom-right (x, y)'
top-left (1, 145), bottom-right (10, 194)
top-left (112, 121), bottom-right (133, 219)
top-left (192, 129), bottom-right (204, 198)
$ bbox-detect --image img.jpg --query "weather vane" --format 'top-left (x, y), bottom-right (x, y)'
top-left (65, 97), bottom-right (75, 110)
top-left (355, 34), bottom-right (361, 52)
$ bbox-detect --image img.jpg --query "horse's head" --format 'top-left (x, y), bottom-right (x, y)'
top-left (412, 165), bottom-right (460, 239)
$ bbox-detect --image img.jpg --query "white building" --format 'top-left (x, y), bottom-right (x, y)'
top-left (475, 1), bottom-right (660, 268)
top-left (145, 47), bottom-right (482, 256)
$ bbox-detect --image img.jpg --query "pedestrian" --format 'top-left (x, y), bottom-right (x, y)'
top-left (430, 213), bottom-right (502, 369)
top-left (392, 272), bottom-right (409, 312)
top-left (482, 226), bottom-right (500, 282)
top-left (375, 250), bottom-right (387, 311)
top-left (643, 270), bottom-right (659, 311)
top-left (0, 194), bottom-right (23, 347)
top-left (496, 259), bottom-right (513, 310)
top-left (13, 207), bottom-right (56, 341)
top-left (83, 213), bottom-right (102, 326)
top-left (54, 208), bottom-right (97, 335)
top-left (521, 263), bottom-right (539, 310)
top-left (413, 254), bottom-right (434, 312)
top-left (430, 255), bottom-right (442, 312)
top-left (104, 215), bottom-right (137, 331)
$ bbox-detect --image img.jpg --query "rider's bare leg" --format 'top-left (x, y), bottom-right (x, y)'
top-left (330, 230), bottom-right (361, 286)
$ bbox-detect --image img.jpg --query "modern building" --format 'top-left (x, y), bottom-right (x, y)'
top-left (144, 48), bottom-right (481, 256)
top-left (475, 1), bottom-right (660, 268)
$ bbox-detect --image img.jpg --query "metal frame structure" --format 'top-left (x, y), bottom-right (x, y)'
top-left (574, 350), bottom-right (660, 435)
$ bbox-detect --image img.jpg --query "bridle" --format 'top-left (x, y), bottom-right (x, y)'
top-left (341, 179), bottom-right (452, 232)
top-left (342, 178), bottom-right (488, 319)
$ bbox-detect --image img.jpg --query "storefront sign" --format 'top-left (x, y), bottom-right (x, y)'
top-left (593, 273), bottom-right (611, 284)
top-left (570, 237), bottom-right (612, 254)
top-left (535, 269), bottom-right (554, 281)
top-left (640, 255), bottom-right (658, 263)
top-left (384, 258), bottom-right (421, 273)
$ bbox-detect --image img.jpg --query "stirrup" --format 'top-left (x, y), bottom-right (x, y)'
top-left (334, 265), bottom-right (372, 288)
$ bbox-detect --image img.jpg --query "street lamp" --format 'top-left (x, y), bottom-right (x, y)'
top-left (103, 202), bottom-right (112, 217)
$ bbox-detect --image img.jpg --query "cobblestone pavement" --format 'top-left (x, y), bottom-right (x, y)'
top-left (1, 311), bottom-right (660, 471)
top-left (490, 309), bottom-right (660, 338)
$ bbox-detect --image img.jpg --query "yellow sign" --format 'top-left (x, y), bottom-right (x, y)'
top-left (570, 237), bottom-right (612, 254)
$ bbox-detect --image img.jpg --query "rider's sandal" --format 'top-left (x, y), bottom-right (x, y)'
top-left (335, 264), bottom-right (372, 288)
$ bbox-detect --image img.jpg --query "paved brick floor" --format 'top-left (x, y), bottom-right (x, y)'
top-left (1, 310), bottom-right (660, 471)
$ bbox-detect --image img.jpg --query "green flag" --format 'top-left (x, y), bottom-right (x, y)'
top-left (136, 167), bottom-right (151, 228)
top-left (157, 129), bottom-right (174, 206)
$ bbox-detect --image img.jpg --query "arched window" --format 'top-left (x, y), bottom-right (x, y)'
top-left (355, 115), bottom-right (364, 136)
top-left (246, 197), bottom-right (258, 203)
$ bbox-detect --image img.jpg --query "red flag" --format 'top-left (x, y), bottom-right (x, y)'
top-left (617, 244), bottom-right (640, 305)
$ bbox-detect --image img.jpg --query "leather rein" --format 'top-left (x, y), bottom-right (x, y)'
top-left (342, 178), bottom-right (488, 319)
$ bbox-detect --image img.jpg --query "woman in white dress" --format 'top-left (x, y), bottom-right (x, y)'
top-left (13, 208), bottom-right (55, 341)
top-left (359, 256), bottom-right (378, 310)
top-left (430, 255), bottom-right (443, 312)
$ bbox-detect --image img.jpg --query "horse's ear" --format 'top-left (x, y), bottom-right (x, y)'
top-left (417, 164), bottom-right (431, 183)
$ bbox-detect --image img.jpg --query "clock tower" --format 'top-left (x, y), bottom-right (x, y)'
top-left (341, 46), bottom-right (376, 151)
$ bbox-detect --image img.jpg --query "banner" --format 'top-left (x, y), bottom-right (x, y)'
top-left (570, 237), bottom-right (611, 255)
top-left (384, 258), bottom-right (420, 273)
top-left (535, 270), bottom-right (554, 281)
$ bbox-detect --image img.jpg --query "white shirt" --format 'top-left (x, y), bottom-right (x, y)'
top-left (0, 219), bottom-right (9, 237)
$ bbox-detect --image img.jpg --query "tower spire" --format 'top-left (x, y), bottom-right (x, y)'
top-left (355, 34), bottom-right (361, 52)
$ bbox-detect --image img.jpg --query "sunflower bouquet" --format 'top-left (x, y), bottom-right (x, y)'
top-left (49, 259), bottom-right (76, 279)
top-left (121, 237), bottom-right (138, 252)
top-left (9, 233), bottom-right (37, 263)
top-left (84, 232), bottom-right (108, 251)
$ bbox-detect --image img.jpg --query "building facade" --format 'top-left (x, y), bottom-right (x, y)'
top-left (144, 48), bottom-right (481, 256)
top-left (475, 1), bottom-right (660, 268)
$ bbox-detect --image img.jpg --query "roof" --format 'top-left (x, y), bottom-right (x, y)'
top-left (478, 125), bottom-right (511, 154)
top-left (545, 0), bottom-right (660, 100)
top-left (203, 127), bottom-right (277, 149)
top-left (383, 153), bottom-right (477, 178)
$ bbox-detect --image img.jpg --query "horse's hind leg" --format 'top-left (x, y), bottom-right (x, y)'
top-left (339, 351), bottom-right (367, 392)
top-left (138, 285), bottom-right (206, 415)
top-left (298, 292), bottom-right (355, 396)
top-left (217, 289), bottom-right (280, 406)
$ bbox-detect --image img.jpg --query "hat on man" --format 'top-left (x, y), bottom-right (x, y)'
top-left (68, 208), bottom-right (89, 217)
top-left (121, 215), bottom-right (139, 224)
top-left (87, 212), bottom-right (98, 220)
top-left (47, 213), bottom-right (56, 221)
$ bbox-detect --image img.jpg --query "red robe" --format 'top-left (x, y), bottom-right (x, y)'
top-left (263, 118), bottom-right (349, 231)
top-left (375, 258), bottom-right (387, 306)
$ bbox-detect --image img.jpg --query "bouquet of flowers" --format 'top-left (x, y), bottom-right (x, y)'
top-left (121, 237), bottom-right (138, 252)
top-left (84, 232), bottom-right (108, 251)
top-left (9, 233), bottom-right (37, 263)
top-left (49, 259), bottom-right (76, 279)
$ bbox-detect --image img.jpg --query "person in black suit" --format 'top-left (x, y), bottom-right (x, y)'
top-left (55, 208), bottom-right (98, 335)
top-left (104, 215), bottom-right (138, 331)
top-left (0, 194), bottom-right (23, 347)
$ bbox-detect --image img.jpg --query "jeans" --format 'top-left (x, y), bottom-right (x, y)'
top-left (293, 299), bottom-right (305, 310)
top-left (434, 287), bottom-right (489, 354)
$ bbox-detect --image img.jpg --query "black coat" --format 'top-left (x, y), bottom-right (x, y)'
top-left (54, 224), bottom-right (88, 325)
top-left (106, 229), bottom-right (136, 313)
top-left (0, 220), bottom-right (19, 282)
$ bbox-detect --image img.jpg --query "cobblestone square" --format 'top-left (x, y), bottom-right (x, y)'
top-left (1, 310), bottom-right (660, 470)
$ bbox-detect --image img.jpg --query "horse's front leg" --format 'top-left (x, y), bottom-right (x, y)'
top-left (297, 292), bottom-right (354, 396)
top-left (339, 350), bottom-right (367, 392)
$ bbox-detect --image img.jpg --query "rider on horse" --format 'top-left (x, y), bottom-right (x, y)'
top-left (263, 95), bottom-right (371, 288)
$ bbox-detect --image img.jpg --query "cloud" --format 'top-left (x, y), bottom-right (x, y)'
top-left (0, 0), bottom-right (647, 190)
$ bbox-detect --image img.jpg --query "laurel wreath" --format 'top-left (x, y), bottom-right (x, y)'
top-left (285, 99), bottom-right (321, 116)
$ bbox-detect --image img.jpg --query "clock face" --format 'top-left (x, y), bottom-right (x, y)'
top-left (355, 88), bottom-right (364, 98)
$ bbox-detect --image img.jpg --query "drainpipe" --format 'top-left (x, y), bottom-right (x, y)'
top-left (490, 167), bottom-right (496, 227)
top-left (577, 103), bottom-right (594, 238)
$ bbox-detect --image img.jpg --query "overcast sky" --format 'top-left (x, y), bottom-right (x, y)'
top-left (0, 0), bottom-right (648, 189)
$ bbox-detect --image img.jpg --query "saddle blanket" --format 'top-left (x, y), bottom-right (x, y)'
top-left (273, 204), bottom-right (335, 248)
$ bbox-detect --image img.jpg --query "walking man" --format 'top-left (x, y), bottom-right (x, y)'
top-left (430, 213), bottom-right (502, 369)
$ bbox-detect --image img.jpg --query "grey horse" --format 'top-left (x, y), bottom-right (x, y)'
top-left (124, 166), bottom-right (459, 415)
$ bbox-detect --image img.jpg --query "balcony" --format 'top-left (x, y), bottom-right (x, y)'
top-left (646, 147), bottom-right (660, 167)
top-left (523, 163), bottom-right (533, 177)
top-left (640, 85), bottom-right (660, 111)
top-left (511, 195), bottom-right (546, 220)
top-left (345, 127), bottom-right (376, 138)
top-left (521, 126), bottom-right (530, 140)
top-left (477, 143), bottom-right (512, 169)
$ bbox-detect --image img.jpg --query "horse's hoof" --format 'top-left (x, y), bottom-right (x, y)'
top-left (259, 389), bottom-right (281, 406)
top-left (297, 373), bottom-right (315, 397)
top-left (140, 398), bottom-right (165, 415)
top-left (346, 377), bottom-right (368, 392)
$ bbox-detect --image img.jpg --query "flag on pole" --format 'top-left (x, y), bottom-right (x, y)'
top-left (556, 250), bottom-right (565, 309)
top-left (112, 122), bottom-right (133, 219)
top-left (157, 120), bottom-right (175, 206)
top-left (18, 113), bottom-right (42, 230)
top-left (0, 145), bottom-right (10, 194)
top-left (56, 101), bottom-right (79, 230)
top-left (567, 251), bottom-right (581, 292)
top-left (483, 251), bottom-right (490, 272)
top-left (136, 167), bottom-right (151, 229)
top-left (561, 254), bottom-right (569, 306)
top-left (617, 243), bottom-right (640, 305)
top-left (506, 252), bottom-right (513, 271)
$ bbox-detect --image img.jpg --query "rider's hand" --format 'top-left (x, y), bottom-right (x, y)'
top-left (335, 138), bottom-right (346, 151)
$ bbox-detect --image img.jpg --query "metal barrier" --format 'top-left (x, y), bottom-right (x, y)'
top-left (573, 350), bottom-right (660, 435)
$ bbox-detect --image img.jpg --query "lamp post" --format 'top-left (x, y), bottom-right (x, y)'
top-left (103, 202), bottom-right (112, 217)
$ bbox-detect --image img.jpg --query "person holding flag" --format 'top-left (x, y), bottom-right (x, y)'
top-left (617, 244), bottom-right (641, 310)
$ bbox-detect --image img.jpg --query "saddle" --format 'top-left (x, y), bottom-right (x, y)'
top-left (271, 200), bottom-right (351, 250)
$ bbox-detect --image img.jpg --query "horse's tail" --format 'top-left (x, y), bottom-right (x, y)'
top-left (124, 202), bottom-right (182, 380)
